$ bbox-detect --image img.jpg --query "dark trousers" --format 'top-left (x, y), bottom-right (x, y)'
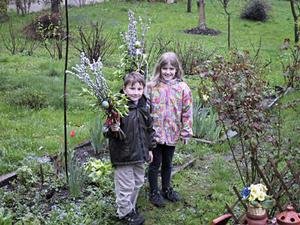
top-left (148, 144), bottom-right (175, 192)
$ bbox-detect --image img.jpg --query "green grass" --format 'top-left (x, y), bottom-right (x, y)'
top-left (0, 0), bottom-right (299, 223)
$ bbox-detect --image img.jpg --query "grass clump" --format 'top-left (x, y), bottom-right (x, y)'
top-left (5, 88), bottom-right (48, 109)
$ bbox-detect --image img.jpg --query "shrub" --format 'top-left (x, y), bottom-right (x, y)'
top-left (6, 88), bottom-right (48, 109)
top-left (241, 0), bottom-right (271, 22)
top-left (23, 13), bottom-right (63, 40)
top-left (73, 21), bottom-right (114, 63)
top-left (147, 35), bottom-right (215, 75)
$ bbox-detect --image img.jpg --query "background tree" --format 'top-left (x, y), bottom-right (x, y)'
top-left (198, 0), bottom-right (207, 29)
top-left (0, 0), bottom-right (9, 22)
top-left (185, 0), bottom-right (220, 35)
top-left (217, 0), bottom-right (231, 49)
top-left (187, 0), bottom-right (192, 13)
top-left (290, 0), bottom-right (300, 43)
top-left (51, 0), bottom-right (61, 14)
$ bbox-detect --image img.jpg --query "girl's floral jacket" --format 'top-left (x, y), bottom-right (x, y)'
top-left (147, 79), bottom-right (193, 146)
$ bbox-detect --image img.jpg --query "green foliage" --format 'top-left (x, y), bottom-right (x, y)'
top-left (84, 158), bottom-right (113, 191)
top-left (280, 43), bottom-right (300, 88)
top-left (0, 207), bottom-right (13, 225)
top-left (46, 188), bottom-right (116, 225)
top-left (5, 88), bottom-right (48, 109)
top-left (89, 115), bottom-right (106, 154)
top-left (16, 165), bottom-right (38, 188)
top-left (172, 152), bottom-right (188, 165)
top-left (68, 157), bottom-right (86, 198)
top-left (193, 101), bottom-right (222, 142)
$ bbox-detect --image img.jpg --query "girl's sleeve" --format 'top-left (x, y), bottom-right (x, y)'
top-left (146, 98), bottom-right (157, 150)
top-left (180, 83), bottom-right (193, 140)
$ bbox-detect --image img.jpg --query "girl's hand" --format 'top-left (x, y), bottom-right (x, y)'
top-left (110, 123), bottom-right (120, 132)
top-left (148, 151), bottom-right (153, 163)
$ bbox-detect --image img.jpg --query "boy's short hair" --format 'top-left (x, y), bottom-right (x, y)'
top-left (123, 72), bottom-right (145, 87)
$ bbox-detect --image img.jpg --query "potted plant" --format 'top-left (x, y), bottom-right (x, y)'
top-left (241, 183), bottom-right (275, 225)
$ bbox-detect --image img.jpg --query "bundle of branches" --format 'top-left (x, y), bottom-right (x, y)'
top-left (67, 53), bottom-right (128, 137)
top-left (116, 10), bottom-right (150, 80)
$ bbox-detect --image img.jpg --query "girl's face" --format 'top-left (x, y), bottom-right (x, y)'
top-left (160, 62), bottom-right (177, 81)
top-left (123, 82), bottom-right (144, 103)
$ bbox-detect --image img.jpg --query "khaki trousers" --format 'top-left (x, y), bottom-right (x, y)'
top-left (114, 163), bottom-right (145, 218)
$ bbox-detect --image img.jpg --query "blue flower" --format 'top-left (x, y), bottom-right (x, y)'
top-left (241, 186), bottom-right (250, 199)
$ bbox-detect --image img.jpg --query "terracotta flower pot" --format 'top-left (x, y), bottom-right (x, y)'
top-left (243, 205), bottom-right (268, 225)
top-left (247, 205), bottom-right (267, 217)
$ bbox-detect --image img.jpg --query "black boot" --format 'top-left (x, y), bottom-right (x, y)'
top-left (162, 187), bottom-right (181, 202)
top-left (149, 190), bottom-right (166, 207)
top-left (121, 209), bottom-right (145, 225)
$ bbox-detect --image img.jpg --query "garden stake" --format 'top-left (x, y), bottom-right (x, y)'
top-left (225, 203), bottom-right (239, 224)
top-left (220, 120), bottom-right (246, 186)
top-left (233, 186), bottom-right (247, 210)
top-left (63, 0), bottom-right (70, 182)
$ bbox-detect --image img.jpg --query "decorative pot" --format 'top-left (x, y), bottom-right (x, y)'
top-left (276, 205), bottom-right (300, 225)
top-left (243, 205), bottom-right (268, 225)
top-left (247, 205), bottom-right (267, 217)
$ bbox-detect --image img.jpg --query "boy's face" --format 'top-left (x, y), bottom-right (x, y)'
top-left (161, 62), bottom-right (176, 81)
top-left (123, 82), bottom-right (144, 103)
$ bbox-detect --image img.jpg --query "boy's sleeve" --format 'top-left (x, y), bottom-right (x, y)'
top-left (180, 83), bottom-right (193, 140)
top-left (102, 124), bottom-right (112, 138)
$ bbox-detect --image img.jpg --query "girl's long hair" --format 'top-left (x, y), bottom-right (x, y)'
top-left (149, 52), bottom-right (184, 86)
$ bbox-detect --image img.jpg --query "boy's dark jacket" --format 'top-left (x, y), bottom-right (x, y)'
top-left (103, 94), bottom-right (156, 167)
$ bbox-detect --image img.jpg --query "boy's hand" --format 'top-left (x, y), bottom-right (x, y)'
top-left (110, 123), bottom-right (120, 132)
top-left (148, 151), bottom-right (153, 163)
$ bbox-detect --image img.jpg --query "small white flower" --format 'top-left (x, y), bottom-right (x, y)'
top-left (135, 41), bottom-right (141, 48)
top-left (202, 94), bottom-right (209, 101)
top-left (136, 48), bottom-right (142, 56)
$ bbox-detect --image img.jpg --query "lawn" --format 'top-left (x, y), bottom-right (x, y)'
top-left (0, 0), bottom-right (299, 224)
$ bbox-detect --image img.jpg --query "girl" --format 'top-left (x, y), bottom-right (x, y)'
top-left (147, 52), bottom-right (193, 207)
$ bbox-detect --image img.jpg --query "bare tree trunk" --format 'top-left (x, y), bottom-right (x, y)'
top-left (218, 0), bottom-right (231, 49)
top-left (198, 0), bottom-right (207, 29)
top-left (0, 0), bottom-right (9, 22)
top-left (225, 9), bottom-right (231, 49)
top-left (290, 0), bottom-right (299, 43)
top-left (51, 0), bottom-right (61, 14)
top-left (187, 0), bottom-right (192, 13)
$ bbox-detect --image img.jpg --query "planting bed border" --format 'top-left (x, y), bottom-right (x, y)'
top-left (0, 141), bottom-right (197, 188)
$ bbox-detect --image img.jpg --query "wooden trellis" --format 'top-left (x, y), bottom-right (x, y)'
top-left (254, 159), bottom-right (299, 213)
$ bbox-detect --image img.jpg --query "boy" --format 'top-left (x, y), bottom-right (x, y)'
top-left (103, 72), bottom-right (155, 225)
